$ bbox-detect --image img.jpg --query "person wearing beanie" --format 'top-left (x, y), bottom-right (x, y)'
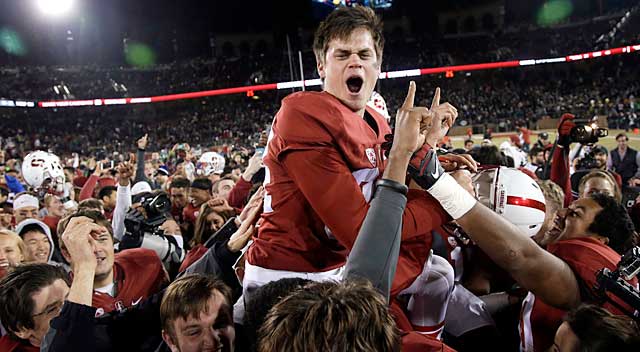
top-left (12, 193), bottom-right (40, 228)
top-left (183, 178), bottom-right (212, 226)
top-left (152, 167), bottom-right (170, 190)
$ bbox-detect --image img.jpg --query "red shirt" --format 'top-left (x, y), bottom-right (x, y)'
top-left (182, 203), bottom-right (200, 225)
top-left (248, 91), bottom-right (450, 289)
top-left (519, 237), bottom-right (637, 352)
top-left (0, 336), bottom-right (38, 352)
top-left (91, 248), bottom-right (168, 316)
top-left (42, 215), bottom-right (60, 236)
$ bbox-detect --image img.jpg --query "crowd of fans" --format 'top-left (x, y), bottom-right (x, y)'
top-left (0, 54), bottom-right (638, 159)
top-left (0, 5), bottom-right (639, 352)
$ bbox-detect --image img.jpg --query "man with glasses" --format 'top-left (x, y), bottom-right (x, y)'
top-left (0, 263), bottom-right (68, 351)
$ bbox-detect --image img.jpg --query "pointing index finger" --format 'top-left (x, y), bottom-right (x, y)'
top-left (431, 87), bottom-right (441, 110)
top-left (402, 81), bottom-right (416, 109)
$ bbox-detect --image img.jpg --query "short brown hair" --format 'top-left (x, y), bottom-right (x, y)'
top-left (258, 279), bottom-right (400, 352)
top-left (57, 209), bottom-right (114, 248)
top-left (77, 198), bottom-right (104, 212)
top-left (578, 169), bottom-right (622, 203)
top-left (313, 6), bottom-right (384, 65)
top-left (565, 304), bottom-right (640, 351)
top-left (160, 274), bottom-right (232, 340)
top-left (0, 263), bottom-right (69, 340)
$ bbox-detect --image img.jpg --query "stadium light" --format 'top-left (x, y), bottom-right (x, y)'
top-left (37, 0), bottom-right (74, 17)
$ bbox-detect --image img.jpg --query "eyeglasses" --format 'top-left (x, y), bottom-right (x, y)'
top-left (32, 300), bottom-right (64, 318)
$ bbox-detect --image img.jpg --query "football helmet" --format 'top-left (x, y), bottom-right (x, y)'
top-left (22, 151), bottom-right (66, 196)
top-left (367, 91), bottom-right (390, 123)
top-left (473, 167), bottom-right (546, 237)
top-left (196, 152), bottom-right (225, 176)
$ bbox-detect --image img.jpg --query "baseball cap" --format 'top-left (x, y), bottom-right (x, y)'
top-left (14, 194), bottom-right (39, 210)
top-left (154, 167), bottom-right (170, 177)
top-left (592, 145), bottom-right (608, 155)
top-left (131, 181), bottom-right (152, 196)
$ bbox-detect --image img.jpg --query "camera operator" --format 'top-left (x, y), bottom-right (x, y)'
top-left (574, 145), bottom-right (622, 187)
top-left (112, 163), bottom-right (185, 274)
top-left (549, 113), bottom-right (610, 207)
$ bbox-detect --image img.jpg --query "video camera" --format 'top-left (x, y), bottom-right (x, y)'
top-left (121, 191), bottom-right (184, 266)
top-left (570, 119), bottom-right (608, 145)
top-left (594, 246), bottom-right (640, 322)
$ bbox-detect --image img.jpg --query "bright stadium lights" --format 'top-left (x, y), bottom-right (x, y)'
top-left (37, 0), bottom-right (74, 17)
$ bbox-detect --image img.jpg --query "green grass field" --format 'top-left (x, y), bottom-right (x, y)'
top-left (449, 129), bottom-right (640, 152)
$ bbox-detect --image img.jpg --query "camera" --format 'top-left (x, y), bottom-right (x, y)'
top-left (125, 191), bottom-right (172, 234)
top-left (576, 154), bottom-right (599, 170)
top-left (594, 246), bottom-right (640, 322)
top-left (570, 119), bottom-right (608, 145)
top-left (121, 191), bottom-right (184, 266)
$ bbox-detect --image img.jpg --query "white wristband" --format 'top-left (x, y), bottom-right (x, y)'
top-left (427, 173), bottom-right (477, 220)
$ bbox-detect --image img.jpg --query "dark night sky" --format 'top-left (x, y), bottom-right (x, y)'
top-left (0, 0), bottom-right (632, 65)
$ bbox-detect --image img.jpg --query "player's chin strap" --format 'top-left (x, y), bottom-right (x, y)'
top-left (407, 144), bottom-right (477, 220)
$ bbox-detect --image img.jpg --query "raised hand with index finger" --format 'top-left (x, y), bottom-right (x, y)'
top-left (390, 81), bottom-right (433, 157)
top-left (424, 87), bottom-right (458, 147)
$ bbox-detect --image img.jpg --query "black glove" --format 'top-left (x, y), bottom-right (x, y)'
top-left (407, 144), bottom-right (445, 190)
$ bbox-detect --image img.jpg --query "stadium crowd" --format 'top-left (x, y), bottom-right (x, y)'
top-left (0, 5), bottom-right (639, 352)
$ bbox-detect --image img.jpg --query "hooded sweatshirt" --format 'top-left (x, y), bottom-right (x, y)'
top-left (15, 219), bottom-right (55, 263)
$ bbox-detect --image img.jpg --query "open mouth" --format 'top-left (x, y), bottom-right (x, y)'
top-left (0, 262), bottom-right (8, 268)
top-left (346, 76), bottom-right (364, 94)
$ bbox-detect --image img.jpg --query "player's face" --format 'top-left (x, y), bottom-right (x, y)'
top-left (558, 198), bottom-right (602, 241)
top-left (163, 290), bottom-right (235, 352)
top-left (189, 188), bottom-right (211, 208)
top-left (617, 136), bottom-right (628, 149)
top-left (318, 27), bottom-right (380, 117)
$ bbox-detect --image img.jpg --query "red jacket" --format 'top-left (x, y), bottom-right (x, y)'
top-left (519, 237), bottom-right (637, 352)
top-left (91, 248), bottom-right (168, 316)
top-left (248, 91), bottom-right (450, 295)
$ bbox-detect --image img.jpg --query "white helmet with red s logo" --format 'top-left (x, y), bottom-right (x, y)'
top-left (22, 150), bottom-right (66, 196)
top-left (473, 167), bottom-right (546, 237)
